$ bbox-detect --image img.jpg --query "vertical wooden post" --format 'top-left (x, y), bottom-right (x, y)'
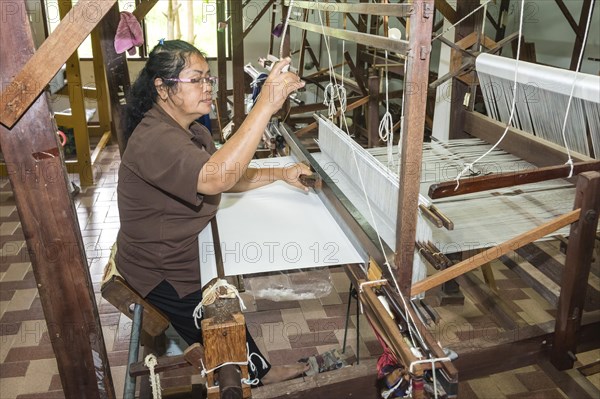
top-left (551, 171), bottom-right (600, 370)
top-left (394, 0), bottom-right (435, 294)
top-left (0, 2), bottom-right (115, 398)
top-left (229, 0), bottom-right (245, 134)
top-left (448, 0), bottom-right (482, 139)
top-left (58, 0), bottom-right (93, 186)
top-left (96, 2), bottom-right (131, 153)
top-left (216, 0), bottom-right (228, 139)
top-left (367, 70), bottom-right (380, 147)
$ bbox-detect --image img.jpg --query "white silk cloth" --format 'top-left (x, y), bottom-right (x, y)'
top-left (198, 157), bottom-right (365, 285)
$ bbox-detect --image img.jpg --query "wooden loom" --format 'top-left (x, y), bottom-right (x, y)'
top-left (1, 1), bottom-right (599, 398)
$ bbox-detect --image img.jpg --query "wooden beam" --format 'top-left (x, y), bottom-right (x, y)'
top-left (394, 0), bottom-right (435, 292)
top-left (434, 0), bottom-right (458, 23)
top-left (428, 161), bottom-right (600, 199)
top-left (0, 0), bottom-right (117, 128)
top-left (0, 2), bottom-right (115, 397)
top-left (132, 0), bottom-right (159, 20)
top-left (253, 359), bottom-right (379, 399)
top-left (285, 0), bottom-right (413, 17)
top-left (243, 0), bottom-right (275, 39)
top-left (552, 171), bottom-right (600, 370)
top-left (554, 0), bottom-right (584, 41)
top-left (288, 20), bottom-right (410, 54)
top-left (411, 209), bottom-right (582, 296)
top-left (569, 0), bottom-right (594, 71)
top-left (464, 111), bottom-right (595, 167)
top-left (343, 51), bottom-right (368, 96)
top-left (216, 0), bottom-right (228, 138)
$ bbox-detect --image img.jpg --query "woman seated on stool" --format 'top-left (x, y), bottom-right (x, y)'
top-left (116, 39), bottom-right (309, 384)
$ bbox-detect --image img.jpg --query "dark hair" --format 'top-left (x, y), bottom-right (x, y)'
top-left (123, 40), bottom-right (204, 143)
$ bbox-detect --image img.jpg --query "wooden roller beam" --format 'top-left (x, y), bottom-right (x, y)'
top-left (428, 161), bottom-right (600, 199)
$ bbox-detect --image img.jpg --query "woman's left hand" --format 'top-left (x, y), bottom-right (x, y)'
top-left (282, 163), bottom-right (313, 192)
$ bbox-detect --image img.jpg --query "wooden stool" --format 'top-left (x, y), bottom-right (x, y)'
top-left (101, 243), bottom-right (170, 338)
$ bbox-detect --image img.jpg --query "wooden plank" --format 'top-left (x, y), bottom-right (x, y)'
top-left (464, 111), bottom-right (595, 167)
top-left (243, 0), bottom-right (275, 39)
top-left (434, 0), bottom-right (458, 23)
top-left (0, 0), bottom-right (117, 128)
top-left (428, 161), bottom-right (600, 199)
top-left (411, 209), bottom-right (582, 296)
top-left (284, 0), bottom-right (413, 17)
top-left (0, 2), bottom-right (115, 397)
top-left (253, 359), bottom-right (378, 399)
top-left (132, 0), bottom-right (159, 20)
top-left (394, 0), bottom-right (435, 292)
top-left (552, 172), bottom-right (600, 370)
top-left (343, 52), bottom-right (367, 96)
top-left (288, 20), bottom-right (410, 54)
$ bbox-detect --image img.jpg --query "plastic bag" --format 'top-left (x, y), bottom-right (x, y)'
top-left (245, 268), bottom-right (333, 302)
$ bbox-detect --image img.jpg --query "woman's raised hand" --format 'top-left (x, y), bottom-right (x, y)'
top-left (257, 57), bottom-right (305, 114)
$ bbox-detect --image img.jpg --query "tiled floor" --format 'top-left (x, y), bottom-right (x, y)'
top-left (1, 143), bottom-right (599, 398)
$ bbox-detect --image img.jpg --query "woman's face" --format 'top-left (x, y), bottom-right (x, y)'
top-left (163, 53), bottom-right (214, 123)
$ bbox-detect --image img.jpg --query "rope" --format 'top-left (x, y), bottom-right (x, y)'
top-left (192, 279), bottom-right (247, 329)
top-left (199, 343), bottom-right (268, 387)
top-left (559, 0), bottom-right (596, 178)
top-left (454, 0), bottom-right (526, 189)
top-left (144, 354), bottom-right (162, 399)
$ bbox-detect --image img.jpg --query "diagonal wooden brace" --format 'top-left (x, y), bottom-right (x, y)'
top-left (0, 0), bottom-right (117, 128)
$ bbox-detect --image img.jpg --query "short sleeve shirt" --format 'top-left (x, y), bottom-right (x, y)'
top-left (116, 104), bottom-right (220, 298)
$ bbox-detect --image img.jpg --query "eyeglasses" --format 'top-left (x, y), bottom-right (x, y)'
top-left (164, 76), bottom-right (218, 89)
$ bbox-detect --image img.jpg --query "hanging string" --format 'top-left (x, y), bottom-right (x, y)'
top-left (144, 354), bottom-right (162, 399)
top-left (317, 2), bottom-right (347, 120)
top-left (454, 0), bottom-right (526, 189)
top-left (431, 0), bottom-right (493, 43)
top-left (379, 49), bottom-right (395, 169)
top-left (559, 0), bottom-right (596, 178)
top-left (278, 0), bottom-right (295, 59)
top-left (192, 279), bottom-right (247, 328)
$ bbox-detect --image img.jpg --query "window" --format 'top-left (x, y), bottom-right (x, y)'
top-left (143, 0), bottom-right (226, 58)
top-left (43, 0), bottom-right (227, 59)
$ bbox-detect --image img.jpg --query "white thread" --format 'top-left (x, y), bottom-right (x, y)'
top-left (279, 0), bottom-right (294, 59)
top-left (317, 3), bottom-right (347, 121)
top-left (378, 49), bottom-right (395, 169)
top-left (144, 354), bottom-right (162, 399)
top-left (431, 0), bottom-right (492, 43)
top-left (559, 0), bottom-right (595, 178)
top-left (409, 357), bottom-right (452, 399)
top-left (192, 279), bottom-right (247, 329)
top-left (454, 0), bottom-right (526, 189)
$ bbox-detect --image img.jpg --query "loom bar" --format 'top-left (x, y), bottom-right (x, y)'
top-left (0, 0), bottom-right (118, 128)
top-left (284, 0), bottom-right (414, 18)
top-left (287, 20), bottom-right (410, 55)
top-left (429, 161), bottom-right (600, 199)
top-left (410, 209), bottom-right (581, 296)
